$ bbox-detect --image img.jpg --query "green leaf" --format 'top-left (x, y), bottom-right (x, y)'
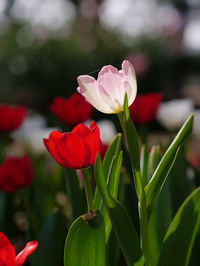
top-left (168, 148), bottom-right (189, 215)
top-left (31, 211), bottom-right (67, 266)
top-left (103, 151), bottom-right (123, 241)
top-left (93, 134), bottom-right (122, 210)
top-left (158, 187), bottom-right (200, 266)
top-left (103, 134), bottom-right (122, 177)
top-left (123, 94), bottom-right (143, 201)
top-left (65, 169), bottom-right (86, 221)
top-left (145, 114), bottom-right (194, 211)
top-left (107, 228), bottom-right (121, 266)
top-left (94, 154), bottom-right (144, 266)
top-left (140, 145), bottom-right (149, 187)
top-left (148, 145), bottom-right (162, 178)
top-left (148, 208), bottom-right (160, 266)
top-left (148, 179), bottom-right (173, 266)
top-left (64, 211), bottom-right (106, 266)
top-left (124, 95), bottom-right (140, 172)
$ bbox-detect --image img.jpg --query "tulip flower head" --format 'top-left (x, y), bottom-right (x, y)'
top-left (0, 104), bottom-right (26, 133)
top-left (43, 121), bottom-right (102, 169)
top-left (129, 93), bottom-right (162, 124)
top-left (0, 155), bottom-right (34, 193)
top-left (0, 232), bottom-right (38, 266)
top-left (77, 60), bottom-right (137, 114)
top-left (49, 94), bottom-right (93, 127)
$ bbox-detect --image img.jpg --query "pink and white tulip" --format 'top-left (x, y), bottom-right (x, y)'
top-left (77, 60), bottom-right (137, 114)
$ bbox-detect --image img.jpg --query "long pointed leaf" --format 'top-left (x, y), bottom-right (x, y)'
top-left (145, 114), bottom-right (194, 211)
top-left (94, 154), bottom-right (144, 266)
top-left (124, 95), bottom-right (143, 200)
top-left (158, 187), bottom-right (200, 266)
top-left (140, 145), bottom-right (149, 187)
top-left (103, 151), bottom-right (123, 241)
top-left (93, 134), bottom-right (122, 210)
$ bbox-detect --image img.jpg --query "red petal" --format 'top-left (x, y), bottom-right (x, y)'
top-left (72, 123), bottom-right (91, 137)
top-left (49, 94), bottom-right (93, 127)
top-left (0, 232), bottom-right (16, 266)
top-left (90, 121), bottom-right (97, 130)
top-left (57, 133), bottom-right (88, 168)
top-left (129, 93), bottom-right (162, 124)
top-left (49, 131), bottom-right (63, 142)
top-left (86, 123), bottom-right (101, 165)
top-left (15, 240), bottom-right (38, 266)
top-left (43, 131), bottom-right (68, 167)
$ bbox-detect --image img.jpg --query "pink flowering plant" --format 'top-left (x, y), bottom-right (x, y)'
top-left (62, 60), bottom-right (195, 266)
top-left (0, 60), bottom-right (199, 266)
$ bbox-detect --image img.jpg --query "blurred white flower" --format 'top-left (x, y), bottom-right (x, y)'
top-left (10, 0), bottom-right (76, 38)
top-left (97, 119), bottom-right (117, 144)
top-left (193, 110), bottom-right (200, 136)
top-left (157, 99), bottom-right (194, 131)
top-left (12, 113), bottom-right (46, 139)
top-left (99, 0), bottom-right (181, 41)
top-left (12, 112), bottom-right (58, 153)
top-left (23, 127), bottom-right (58, 153)
top-left (84, 119), bottom-right (117, 144)
top-left (183, 11), bottom-right (200, 52)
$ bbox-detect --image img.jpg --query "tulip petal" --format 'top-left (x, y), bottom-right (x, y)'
top-left (122, 60), bottom-right (137, 106)
top-left (72, 123), bottom-right (91, 137)
top-left (0, 232), bottom-right (16, 266)
top-left (97, 65), bottom-right (124, 105)
top-left (50, 94), bottom-right (93, 127)
top-left (77, 75), bottom-right (113, 113)
top-left (90, 121), bottom-right (97, 130)
top-left (98, 83), bottom-right (123, 113)
top-left (86, 124), bottom-right (101, 165)
top-left (57, 133), bottom-right (89, 169)
top-left (15, 240), bottom-right (38, 266)
top-left (43, 131), bottom-right (67, 167)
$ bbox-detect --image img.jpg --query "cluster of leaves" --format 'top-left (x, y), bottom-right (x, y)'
top-left (62, 98), bottom-right (199, 266)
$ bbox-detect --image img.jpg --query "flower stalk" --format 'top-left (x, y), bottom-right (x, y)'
top-left (117, 106), bottom-right (149, 265)
top-left (82, 168), bottom-right (94, 212)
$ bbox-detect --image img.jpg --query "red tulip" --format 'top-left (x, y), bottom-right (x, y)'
top-left (0, 104), bottom-right (26, 132)
top-left (0, 232), bottom-right (38, 266)
top-left (43, 121), bottom-right (102, 169)
top-left (129, 93), bottom-right (162, 124)
top-left (49, 93), bottom-right (93, 127)
top-left (0, 155), bottom-right (34, 193)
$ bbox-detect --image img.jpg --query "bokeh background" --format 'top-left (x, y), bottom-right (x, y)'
top-left (1, 0), bottom-right (200, 117)
top-left (1, 1), bottom-right (200, 265)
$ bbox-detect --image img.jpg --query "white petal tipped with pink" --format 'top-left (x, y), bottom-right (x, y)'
top-left (77, 60), bottom-right (137, 114)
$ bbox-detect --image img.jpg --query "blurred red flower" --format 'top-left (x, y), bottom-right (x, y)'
top-left (0, 104), bottom-right (26, 133)
top-left (0, 155), bottom-right (34, 193)
top-left (43, 121), bottom-right (102, 169)
top-left (129, 93), bottom-right (162, 124)
top-left (0, 232), bottom-right (38, 266)
top-left (49, 93), bottom-right (93, 127)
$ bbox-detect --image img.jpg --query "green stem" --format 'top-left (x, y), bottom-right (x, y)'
top-left (117, 112), bottom-right (126, 137)
top-left (117, 111), bottom-right (149, 265)
top-left (82, 168), bottom-right (94, 211)
top-left (139, 192), bottom-right (149, 266)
